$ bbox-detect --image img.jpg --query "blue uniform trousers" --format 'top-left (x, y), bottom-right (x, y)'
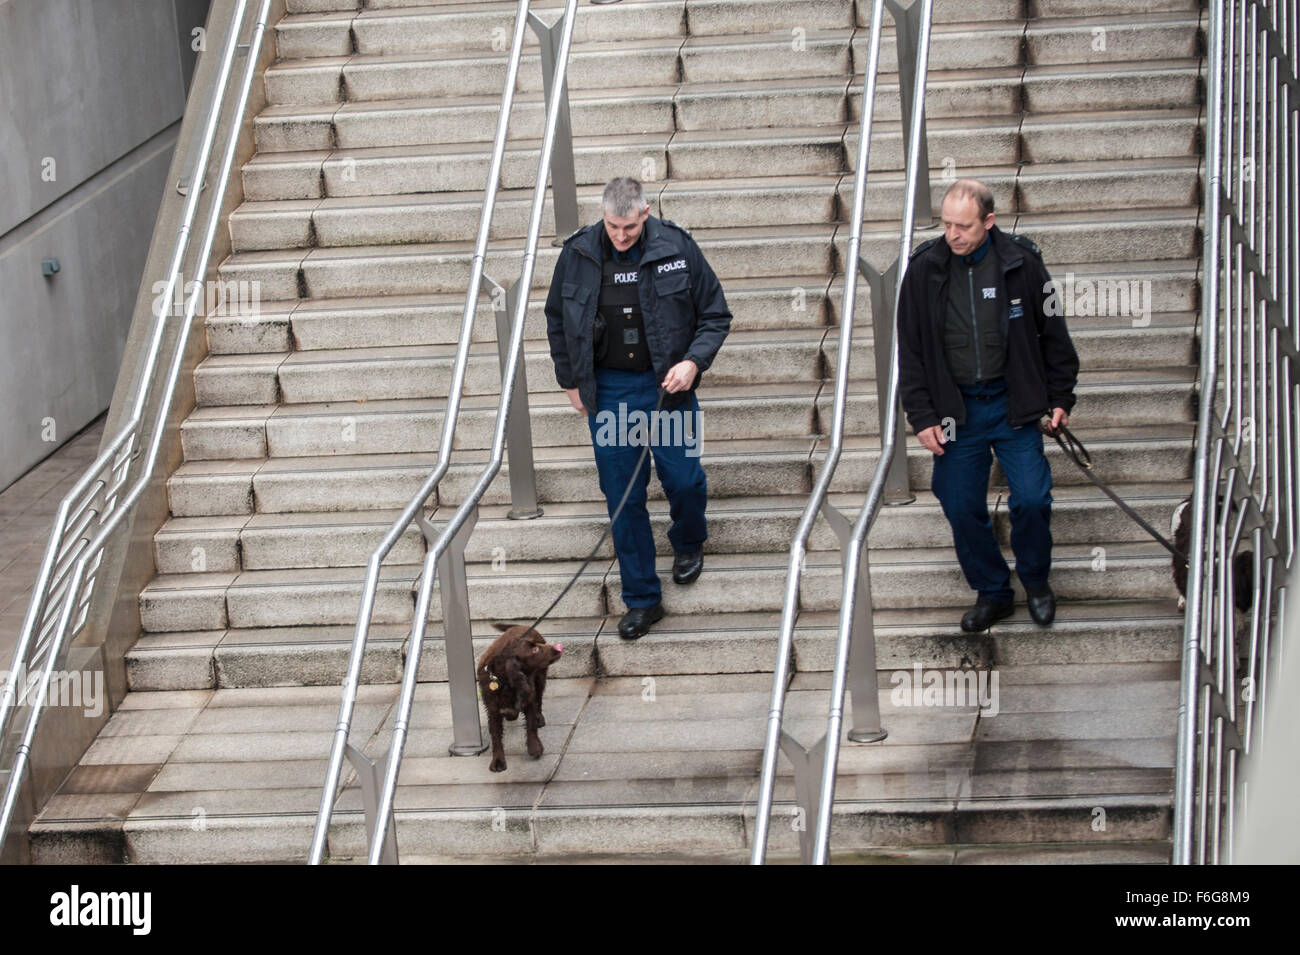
top-left (586, 367), bottom-right (708, 609)
top-left (930, 379), bottom-right (1054, 604)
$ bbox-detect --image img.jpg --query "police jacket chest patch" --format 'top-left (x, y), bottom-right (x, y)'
top-left (656, 258), bottom-right (688, 275)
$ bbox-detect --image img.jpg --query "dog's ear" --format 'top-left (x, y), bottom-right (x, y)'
top-left (493, 622), bottom-right (514, 633)
top-left (500, 655), bottom-right (532, 699)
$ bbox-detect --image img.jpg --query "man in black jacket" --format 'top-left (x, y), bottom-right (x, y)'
top-left (544, 177), bottom-right (732, 639)
top-left (897, 179), bottom-right (1079, 632)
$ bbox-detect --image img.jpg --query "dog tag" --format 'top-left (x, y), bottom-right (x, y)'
top-left (489, 680), bottom-right (499, 691)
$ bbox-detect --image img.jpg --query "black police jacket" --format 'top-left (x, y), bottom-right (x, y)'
top-left (544, 215), bottom-right (732, 412)
top-left (897, 224), bottom-right (1079, 434)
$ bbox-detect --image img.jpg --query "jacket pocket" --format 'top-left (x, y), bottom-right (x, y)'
top-left (653, 270), bottom-right (690, 297)
top-left (561, 282), bottom-right (591, 332)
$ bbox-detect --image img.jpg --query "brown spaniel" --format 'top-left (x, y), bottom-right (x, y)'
top-left (477, 623), bottom-right (564, 772)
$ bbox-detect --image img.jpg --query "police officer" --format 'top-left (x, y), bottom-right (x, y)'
top-left (544, 177), bottom-right (732, 639)
top-left (897, 179), bottom-right (1079, 632)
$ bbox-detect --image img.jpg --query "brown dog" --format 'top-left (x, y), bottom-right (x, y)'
top-left (477, 623), bottom-right (564, 772)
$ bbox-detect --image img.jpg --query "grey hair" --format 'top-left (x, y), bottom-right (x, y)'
top-left (602, 177), bottom-right (647, 218)
top-left (943, 178), bottom-right (995, 219)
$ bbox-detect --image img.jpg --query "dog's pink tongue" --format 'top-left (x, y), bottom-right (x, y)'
top-left (554, 643), bottom-right (565, 653)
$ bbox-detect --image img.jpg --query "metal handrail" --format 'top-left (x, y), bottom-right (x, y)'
top-left (309, 0), bottom-right (590, 866)
top-left (0, 0), bottom-right (274, 856)
top-left (811, 1), bottom-right (932, 864)
top-left (1174, 0), bottom-right (1297, 865)
top-left (750, 0), bottom-right (889, 865)
top-left (750, 0), bottom-right (935, 865)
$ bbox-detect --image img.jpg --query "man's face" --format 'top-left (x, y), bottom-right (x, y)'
top-left (941, 194), bottom-right (994, 257)
top-left (603, 204), bottom-right (650, 252)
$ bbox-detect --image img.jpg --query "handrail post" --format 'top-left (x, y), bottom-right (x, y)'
top-left (438, 506), bottom-right (487, 755)
top-left (485, 277), bottom-right (543, 519)
top-left (528, 10), bottom-right (580, 240)
top-left (886, 0), bottom-right (933, 227)
top-left (859, 258), bottom-right (914, 503)
top-left (819, 500), bottom-right (886, 740)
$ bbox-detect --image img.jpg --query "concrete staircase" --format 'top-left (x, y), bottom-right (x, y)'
top-left (28, 0), bottom-right (1203, 862)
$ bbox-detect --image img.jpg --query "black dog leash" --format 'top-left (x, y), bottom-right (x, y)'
top-left (526, 386), bottom-right (670, 634)
top-left (1042, 420), bottom-right (1189, 566)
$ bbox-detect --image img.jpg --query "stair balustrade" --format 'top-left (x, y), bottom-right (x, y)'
top-left (0, 0), bottom-right (275, 861)
top-left (309, 0), bottom-right (620, 867)
top-left (1174, 0), bottom-right (1299, 866)
top-left (750, 0), bottom-right (935, 866)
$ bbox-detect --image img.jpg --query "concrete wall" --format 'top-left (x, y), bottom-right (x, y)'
top-left (0, 0), bottom-right (212, 492)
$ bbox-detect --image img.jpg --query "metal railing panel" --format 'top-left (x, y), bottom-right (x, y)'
top-left (750, 0), bottom-right (935, 865)
top-left (309, 0), bottom-right (605, 865)
top-left (1174, 0), bottom-right (1298, 865)
top-left (0, 0), bottom-right (275, 857)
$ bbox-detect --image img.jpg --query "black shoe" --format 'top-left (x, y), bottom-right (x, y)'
top-left (960, 598), bottom-right (1015, 633)
top-left (672, 550), bottom-right (704, 585)
top-left (1026, 586), bottom-right (1056, 626)
top-left (618, 603), bottom-right (664, 640)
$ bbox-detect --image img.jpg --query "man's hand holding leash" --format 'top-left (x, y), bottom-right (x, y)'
top-left (661, 359), bottom-right (698, 394)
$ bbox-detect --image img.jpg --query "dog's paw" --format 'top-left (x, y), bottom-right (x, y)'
top-left (527, 738), bottom-right (544, 760)
top-left (1178, 595), bottom-right (1186, 610)
top-left (536, 713), bottom-right (546, 728)
top-left (489, 756), bottom-right (507, 772)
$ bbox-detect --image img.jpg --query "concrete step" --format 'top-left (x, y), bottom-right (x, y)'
top-left (205, 275), bottom-right (833, 355)
top-left (178, 364), bottom-right (1190, 470)
top-left (136, 537), bottom-right (1179, 636)
top-left (207, 263), bottom-right (1195, 358)
top-left (193, 328), bottom-right (827, 406)
top-left (28, 661), bottom-right (1177, 861)
top-left (1024, 12), bottom-right (1201, 66)
top-left (178, 379), bottom-right (822, 461)
top-left (240, 102), bottom-right (1201, 204)
top-left (218, 222), bottom-right (839, 301)
top-left (228, 176), bottom-right (844, 251)
top-left (849, 14), bottom-right (1200, 74)
top-left (151, 480), bottom-right (1194, 576)
top-left (252, 69), bottom-right (1035, 154)
top-left (227, 157), bottom-right (1197, 253)
top-left (191, 317), bottom-right (1195, 417)
top-left (833, 158), bottom-right (1200, 223)
top-left (275, 1), bottom-right (688, 61)
top-left (122, 596), bottom-right (1185, 695)
top-left (165, 420), bottom-right (1191, 518)
top-left (274, 9), bottom-right (1196, 80)
top-left (216, 213), bottom-right (1195, 304)
top-left (1019, 107), bottom-right (1203, 164)
top-left (845, 108), bottom-right (1200, 176)
top-left (165, 435), bottom-right (815, 515)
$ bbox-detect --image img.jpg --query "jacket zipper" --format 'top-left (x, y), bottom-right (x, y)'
top-left (968, 265), bottom-right (982, 382)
